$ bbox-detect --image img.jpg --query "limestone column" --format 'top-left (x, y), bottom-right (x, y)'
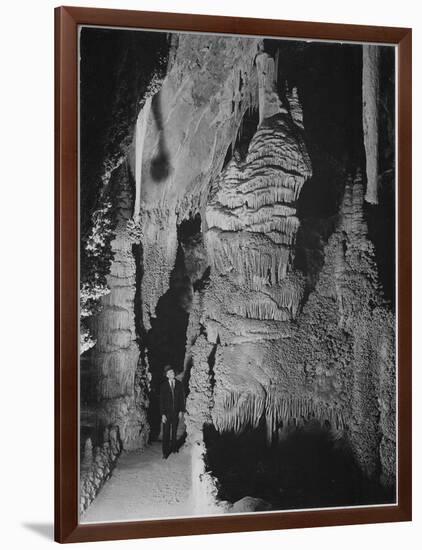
top-left (362, 45), bottom-right (380, 205)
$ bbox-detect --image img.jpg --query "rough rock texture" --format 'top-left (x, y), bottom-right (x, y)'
top-left (89, 163), bottom-right (149, 450)
top-left (80, 33), bottom-right (396, 513)
top-left (281, 174), bottom-right (395, 481)
top-left (80, 426), bottom-right (122, 515)
top-left (134, 34), bottom-right (262, 331)
top-left (182, 48), bottom-right (393, 508)
top-left (182, 48), bottom-right (394, 489)
top-left (197, 170), bottom-right (395, 484)
top-left (195, 51), bottom-right (312, 441)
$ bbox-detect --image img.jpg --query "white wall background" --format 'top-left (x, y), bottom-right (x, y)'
top-left (1, 0), bottom-right (419, 547)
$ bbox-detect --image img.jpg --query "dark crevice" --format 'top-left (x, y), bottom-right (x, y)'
top-left (132, 242), bottom-right (146, 352)
top-left (177, 212), bottom-right (202, 241)
top-left (193, 267), bottom-right (211, 292)
top-left (145, 213), bottom-right (208, 440)
top-left (279, 42), bottom-right (395, 308)
top-left (364, 179), bottom-right (396, 307)
top-left (222, 106), bottom-right (259, 169)
top-left (145, 245), bottom-right (191, 440)
top-left (362, 46), bottom-right (396, 306)
top-left (203, 421), bottom-right (394, 509)
top-left (207, 344), bottom-right (217, 393)
top-left (271, 41), bottom-right (365, 299)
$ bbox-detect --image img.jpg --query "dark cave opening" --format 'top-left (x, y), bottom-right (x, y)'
top-left (145, 213), bottom-right (207, 440)
top-left (262, 40), bottom-right (397, 305)
top-left (277, 41), bottom-right (365, 296)
top-left (203, 420), bottom-right (394, 510)
top-left (145, 248), bottom-right (191, 440)
top-left (222, 106), bottom-right (260, 169)
top-left (177, 212), bottom-right (202, 241)
top-left (363, 45), bottom-right (396, 306)
top-left (364, 179), bottom-right (396, 307)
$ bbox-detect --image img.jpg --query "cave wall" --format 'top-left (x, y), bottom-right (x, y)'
top-left (184, 46), bottom-right (395, 489)
top-left (80, 29), bottom-right (396, 504)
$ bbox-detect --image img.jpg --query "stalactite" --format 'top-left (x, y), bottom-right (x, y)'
top-left (211, 386), bottom-right (346, 445)
top-left (133, 95), bottom-right (152, 221)
top-left (212, 389), bottom-right (266, 434)
top-left (206, 229), bottom-right (292, 285)
top-left (232, 300), bottom-right (291, 322)
top-left (264, 389), bottom-right (345, 444)
top-left (362, 45), bottom-right (380, 205)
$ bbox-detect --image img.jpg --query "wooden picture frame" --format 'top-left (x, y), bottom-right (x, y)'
top-left (55, 5), bottom-right (412, 543)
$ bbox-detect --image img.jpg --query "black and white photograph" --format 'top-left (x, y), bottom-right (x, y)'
top-left (78, 25), bottom-right (397, 523)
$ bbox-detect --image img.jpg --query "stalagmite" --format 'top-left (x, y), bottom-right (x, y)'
top-left (205, 89), bottom-right (311, 326)
top-left (362, 45), bottom-right (380, 205)
top-left (90, 163), bottom-right (149, 450)
top-left (286, 86), bottom-right (304, 130)
top-left (133, 95), bottom-right (152, 221)
top-left (198, 51), bottom-right (315, 446)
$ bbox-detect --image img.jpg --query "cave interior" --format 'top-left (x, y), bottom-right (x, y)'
top-left (79, 28), bottom-right (396, 515)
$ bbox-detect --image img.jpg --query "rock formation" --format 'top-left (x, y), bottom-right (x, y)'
top-left (200, 53), bottom-right (312, 441)
top-left (88, 163), bottom-right (149, 451)
top-left (80, 426), bottom-right (122, 514)
top-left (363, 45), bottom-right (380, 204)
top-left (80, 30), bottom-right (396, 513)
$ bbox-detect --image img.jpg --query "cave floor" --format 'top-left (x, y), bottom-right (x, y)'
top-left (81, 442), bottom-right (194, 523)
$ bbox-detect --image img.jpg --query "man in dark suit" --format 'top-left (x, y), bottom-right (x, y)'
top-left (159, 365), bottom-right (186, 459)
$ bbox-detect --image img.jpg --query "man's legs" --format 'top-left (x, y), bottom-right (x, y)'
top-left (162, 418), bottom-right (171, 458)
top-left (170, 415), bottom-right (179, 453)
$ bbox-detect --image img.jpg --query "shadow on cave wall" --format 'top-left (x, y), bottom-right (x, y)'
top-left (203, 420), bottom-right (394, 510)
top-left (150, 92), bottom-right (172, 182)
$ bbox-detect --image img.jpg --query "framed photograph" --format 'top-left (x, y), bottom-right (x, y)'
top-left (55, 5), bottom-right (412, 543)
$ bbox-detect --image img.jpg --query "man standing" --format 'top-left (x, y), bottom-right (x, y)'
top-left (159, 365), bottom-right (186, 459)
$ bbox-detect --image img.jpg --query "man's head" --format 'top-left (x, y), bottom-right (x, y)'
top-left (164, 365), bottom-right (175, 381)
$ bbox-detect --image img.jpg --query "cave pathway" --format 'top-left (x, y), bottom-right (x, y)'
top-left (82, 442), bottom-right (194, 523)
